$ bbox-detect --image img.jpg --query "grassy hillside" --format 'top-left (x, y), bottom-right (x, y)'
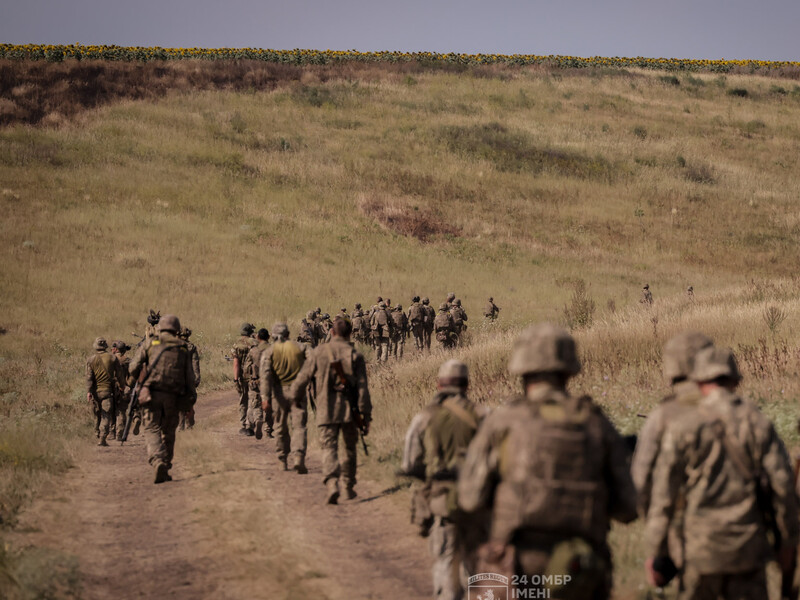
top-left (2, 60), bottom-right (800, 595)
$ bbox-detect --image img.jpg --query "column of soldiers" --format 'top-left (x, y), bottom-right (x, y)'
top-left (402, 323), bottom-right (800, 600)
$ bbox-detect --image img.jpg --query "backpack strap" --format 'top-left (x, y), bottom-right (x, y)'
top-left (441, 396), bottom-right (478, 431)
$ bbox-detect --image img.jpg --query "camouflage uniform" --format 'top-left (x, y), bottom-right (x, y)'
top-left (434, 304), bottom-right (456, 350)
top-left (370, 302), bottom-right (393, 363)
top-left (408, 297), bottom-right (426, 352)
top-left (86, 337), bottom-right (122, 446)
top-left (289, 329), bottom-right (371, 503)
top-left (422, 298), bottom-right (435, 350)
top-left (402, 360), bottom-right (484, 600)
top-left (645, 347), bottom-right (799, 600)
top-left (231, 324), bottom-right (257, 434)
top-left (351, 305), bottom-right (367, 344)
top-left (458, 324), bottom-right (637, 599)
top-left (391, 304), bottom-right (409, 359)
top-left (260, 325), bottom-right (309, 471)
top-left (178, 328), bottom-right (201, 431)
top-left (111, 341), bottom-right (135, 441)
top-left (128, 315), bottom-right (196, 483)
top-left (449, 299), bottom-right (467, 345)
top-left (244, 331), bottom-right (270, 439)
top-left (444, 292), bottom-right (456, 311)
top-left (640, 284), bottom-right (654, 305)
top-left (483, 297), bottom-right (500, 323)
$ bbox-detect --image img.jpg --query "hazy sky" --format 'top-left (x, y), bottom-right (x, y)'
top-left (2, 0), bottom-right (798, 61)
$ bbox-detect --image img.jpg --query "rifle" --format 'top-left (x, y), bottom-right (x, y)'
top-left (329, 353), bottom-right (369, 456)
top-left (119, 383), bottom-right (140, 444)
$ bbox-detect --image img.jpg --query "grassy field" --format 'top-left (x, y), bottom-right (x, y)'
top-left (2, 60), bottom-right (800, 596)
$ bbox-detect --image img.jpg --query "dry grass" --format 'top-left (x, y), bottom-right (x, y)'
top-left (2, 62), bottom-right (800, 597)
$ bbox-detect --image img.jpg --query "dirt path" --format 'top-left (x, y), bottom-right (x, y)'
top-left (9, 391), bottom-right (431, 599)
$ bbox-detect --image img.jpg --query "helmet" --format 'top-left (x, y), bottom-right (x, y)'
top-left (378, 302), bottom-right (386, 309)
top-left (662, 331), bottom-right (713, 383)
top-left (240, 322), bottom-right (255, 336)
top-left (147, 309), bottom-right (161, 326)
top-left (422, 297), bottom-right (430, 305)
top-left (489, 297), bottom-right (493, 302)
top-left (439, 303), bottom-right (448, 311)
top-left (179, 327), bottom-right (192, 339)
top-left (438, 359), bottom-right (468, 381)
top-left (340, 307), bottom-right (347, 312)
top-left (376, 296), bottom-right (383, 302)
top-left (272, 322), bottom-right (289, 339)
top-left (93, 337), bottom-right (108, 351)
top-left (306, 311), bottom-right (315, 320)
top-left (455, 299), bottom-right (462, 306)
top-left (323, 313), bottom-right (330, 320)
top-left (446, 292), bottom-right (455, 302)
top-left (256, 327), bottom-right (270, 341)
top-left (395, 304), bottom-right (403, 311)
top-left (355, 303), bottom-right (362, 309)
top-left (643, 284), bottom-right (650, 290)
top-left (315, 307), bottom-right (322, 314)
top-left (413, 296), bottom-right (420, 303)
top-left (112, 340), bottom-right (130, 352)
top-left (159, 314), bottom-right (181, 333)
top-left (508, 323), bottom-right (581, 377)
top-left (691, 346), bottom-right (742, 383)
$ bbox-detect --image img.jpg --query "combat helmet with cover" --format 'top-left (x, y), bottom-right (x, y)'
top-left (240, 322), bottom-right (255, 336)
top-left (158, 314), bottom-right (181, 334)
top-left (93, 337), bottom-right (108, 351)
top-left (508, 323), bottom-right (581, 377)
top-left (662, 331), bottom-right (713, 384)
top-left (690, 346), bottom-right (742, 384)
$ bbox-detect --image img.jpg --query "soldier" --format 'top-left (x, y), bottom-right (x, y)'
top-left (370, 301), bottom-right (393, 363)
top-left (128, 314), bottom-right (196, 484)
top-left (110, 340), bottom-right (135, 440)
top-left (434, 303), bottom-right (456, 350)
top-left (450, 299), bottom-right (467, 345)
top-left (338, 307), bottom-right (351, 321)
top-left (243, 328), bottom-right (270, 439)
top-left (391, 303), bottom-right (409, 359)
top-left (483, 297), bottom-right (500, 323)
top-left (298, 313), bottom-right (317, 347)
top-left (177, 327), bottom-right (201, 431)
top-left (408, 296), bottom-right (426, 352)
top-left (401, 359), bottom-right (485, 600)
top-left (632, 332), bottom-right (712, 518)
top-left (645, 346), bottom-right (799, 598)
top-left (422, 297), bottom-right (435, 351)
top-left (86, 337), bottom-right (121, 446)
top-left (320, 313), bottom-right (334, 342)
top-left (143, 309), bottom-right (161, 344)
top-left (686, 285), bottom-right (694, 301)
top-left (289, 317), bottom-right (371, 504)
top-left (444, 292), bottom-right (456, 310)
top-left (458, 324), bottom-right (637, 598)
top-left (640, 284), bottom-right (654, 305)
top-left (260, 323), bottom-right (309, 473)
top-left (351, 303), bottom-right (366, 344)
top-left (231, 323), bottom-right (257, 435)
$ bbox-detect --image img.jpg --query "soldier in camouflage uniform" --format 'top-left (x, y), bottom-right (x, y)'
top-left (640, 284), bottom-right (654, 305)
top-left (86, 337), bottom-right (122, 446)
top-left (422, 297), bottom-right (435, 351)
top-left (111, 340), bottom-right (135, 440)
top-left (289, 317), bottom-right (371, 503)
top-left (260, 323), bottom-right (309, 472)
top-left (243, 328), bottom-right (270, 439)
top-left (351, 304), bottom-right (366, 344)
top-left (401, 360), bottom-right (485, 600)
top-left (408, 296), bottom-right (426, 352)
top-left (298, 313), bottom-right (317, 347)
top-left (458, 324), bottom-right (637, 598)
top-left (177, 327), bottom-right (201, 431)
top-left (391, 304), bottom-right (409, 359)
top-left (338, 307), bottom-right (350, 321)
top-left (449, 299), bottom-right (467, 345)
top-left (370, 301), bottom-right (393, 363)
top-left (444, 292), bottom-right (456, 311)
top-left (483, 297), bottom-right (500, 323)
top-left (231, 323), bottom-right (257, 435)
top-left (128, 315), bottom-right (196, 484)
top-left (434, 303), bottom-right (456, 350)
top-left (645, 346), bottom-right (799, 599)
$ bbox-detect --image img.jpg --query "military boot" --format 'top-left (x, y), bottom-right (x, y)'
top-left (326, 480), bottom-right (340, 505)
top-left (278, 456), bottom-right (289, 471)
top-left (345, 486), bottom-right (357, 500)
top-left (255, 422), bottom-right (263, 440)
top-left (132, 420), bottom-right (140, 436)
top-left (97, 435), bottom-right (109, 447)
top-left (294, 462), bottom-right (308, 475)
top-left (154, 462), bottom-right (169, 484)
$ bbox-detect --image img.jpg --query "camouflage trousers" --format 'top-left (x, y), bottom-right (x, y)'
top-left (375, 336), bottom-right (390, 363)
top-left (392, 336), bottom-right (405, 359)
top-left (141, 390), bottom-right (180, 470)
top-left (423, 326), bottom-right (433, 350)
top-left (273, 385), bottom-right (307, 468)
top-left (178, 408), bottom-right (195, 430)
top-left (235, 379), bottom-right (249, 428)
top-left (678, 566), bottom-right (766, 600)
top-left (318, 422), bottom-right (359, 491)
top-left (411, 323), bottom-right (425, 351)
top-left (92, 392), bottom-right (114, 442)
top-left (247, 382), bottom-right (263, 432)
top-left (429, 517), bottom-right (467, 600)
top-left (513, 540), bottom-right (610, 600)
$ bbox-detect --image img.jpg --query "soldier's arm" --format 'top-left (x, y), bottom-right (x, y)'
top-left (183, 346), bottom-right (196, 396)
top-left (128, 345), bottom-right (147, 380)
top-left (401, 411), bottom-right (430, 479)
top-left (287, 353), bottom-right (315, 402)
top-left (759, 418), bottom-right (800, 550)
top-left (85, 358), bottom-right (95, 394)
top-left (354, 353), bottom-right (371, 423)
top-left (644, 427), bottom-right (685, 559)
top-left (600, 412), bottom-right (638, 523)
top-left (457, 412), bottom-right (502, 513)
top-left (259, 349), bottom-right (274, 400)
top-left (630, 408), bottom-right (666, 517)
top-left (192, 349), bottom-right (201, 387)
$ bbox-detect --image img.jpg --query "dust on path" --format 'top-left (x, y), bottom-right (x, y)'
top-left (9, 391), bottom-right (431, 599)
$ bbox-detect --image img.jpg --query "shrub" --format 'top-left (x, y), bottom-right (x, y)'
top-left (562, 280), bottom-right (596, 330)
top-left (727, 87), bottom-right (749, 98)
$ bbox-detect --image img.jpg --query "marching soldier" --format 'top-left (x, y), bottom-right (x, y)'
top-left (434, 303), bottom-right (456, 350)
top-left (408, 296), bottom-right (426, 352)
top-left (260, 323), bottom-right (309, 473)
top-left (640, 284), bottom-right (654, 305)
top-left (128, 315), bottom-right (197, 484)
top-left (458, 324), bottom-right (637, 598)
top-left (177, 327), bottom-right (201, 431)
top-left (110, 340), bottom-right (134, 440)
top-left (243, 328), bottom-right (270, 439)
top-left (645, 346), bottom-right (799, 598)
top-left (231, 323), bottom-right (257, 435)
top-left (422, 297), bottom-right (435, 351)
top-left (391, 303), bottom-right (409, 359)
top-left (86, 337), bottom-right (121, 446)
top-left (449, 299), bottom-right (467, 345)
top-left (483, 297), bottom-right (500, 323)
top-left (370, 301), bottom-right (393, 363)
top-left (289, 317), bottom-right (371, 504)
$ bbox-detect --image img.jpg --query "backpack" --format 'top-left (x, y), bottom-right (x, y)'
top-left (409, 303), bottom-right (424, 325)
top-left (434, 312), bottom-right (451, 331)
top-left (392, 310), bottom-right (406, 329)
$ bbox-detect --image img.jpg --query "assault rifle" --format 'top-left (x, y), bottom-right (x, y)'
top-left (329, 356), bottom-right (369, 456)
top-left (119, 383), bottom-right (140, 445)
